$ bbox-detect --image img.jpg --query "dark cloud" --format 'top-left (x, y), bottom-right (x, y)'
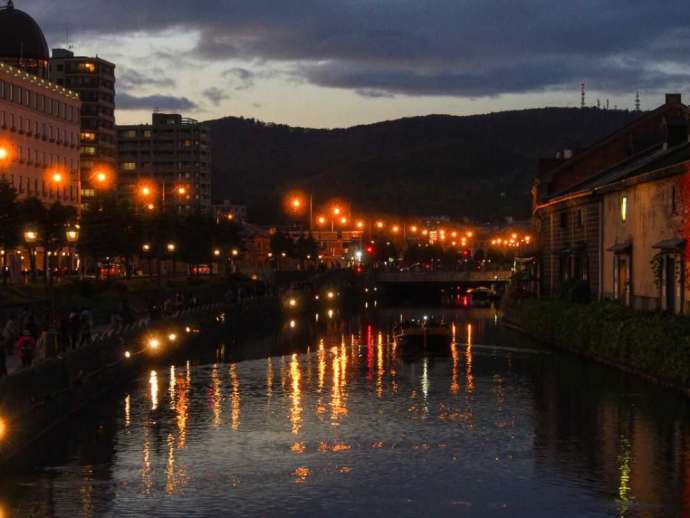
top-left (116, 93), bottom-right (198, 111)
top-left (202, 87), bottom-right (230, 105)
top-left (26, 0), bottom-right (690, 98)
top-left (119, 67), bottom-right (176, 90)
top-left (221, 67), bottom-right (255, 90)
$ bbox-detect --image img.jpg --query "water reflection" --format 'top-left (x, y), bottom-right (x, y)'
top-left (289, 354), bottom-right (302, 434)
top-left (149, 370), bottom-right (158, 411)
top-left (210, 364), bottom-right (222, 427)
top-left (2, 308), bottom-right (690, 517)
top-left (230, 364), bottom-right (240, 431)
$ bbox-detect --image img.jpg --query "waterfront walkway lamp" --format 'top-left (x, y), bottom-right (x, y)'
top-left (24, 229), bottom-right (38, 283)
top-left (167, 242), bottom-right (177, 276)
top-left (65, 226), bottom-right (79, 278)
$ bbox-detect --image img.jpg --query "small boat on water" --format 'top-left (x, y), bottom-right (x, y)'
top-left (394, 317), bottom-right (451, 350)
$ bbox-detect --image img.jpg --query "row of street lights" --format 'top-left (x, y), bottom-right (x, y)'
top-left (286, 193), bottom-right (480, 242)
top-left (0, 142), bottom-right (115, 194)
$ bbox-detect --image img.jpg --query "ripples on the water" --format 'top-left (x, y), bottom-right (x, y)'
top-left (2, 310), bottom-right (690, 517)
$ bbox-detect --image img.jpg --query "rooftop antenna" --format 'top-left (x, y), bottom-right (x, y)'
top-left (580, 82), bottom-right (586, 109)
top-left (6, 0), bottom-right (14, 9)
top-left (65, 26), bottom-right (74, 50)
top-left (635, 91), bottom-right (641, 111)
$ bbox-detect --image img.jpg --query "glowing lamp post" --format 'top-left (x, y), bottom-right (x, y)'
top-left (142, 243), bottom-right (154, 276)
top-left (167, 242), bottom-right (177, 277)
top-left (65, 226), bottom-right (79, 277)
top-left (24, 229), bottom-right (38, 282)
top-left (286, 192), bottom-right (313, 230)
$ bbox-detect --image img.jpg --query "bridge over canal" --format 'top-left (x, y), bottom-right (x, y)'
top-left (373, 270), bottom-right (513, 285)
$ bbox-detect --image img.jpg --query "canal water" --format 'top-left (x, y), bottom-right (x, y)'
top-left (1, 307), bottom-right (689, 517)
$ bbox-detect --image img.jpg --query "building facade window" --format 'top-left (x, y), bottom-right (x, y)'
top-left (559, 212), bottom-right (568, 228)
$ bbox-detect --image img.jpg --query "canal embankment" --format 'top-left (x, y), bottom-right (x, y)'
top-left (0, 294), bottom-right (283, 468)
top-left (504, 298), bottom-right (690, 396)
top-left (0, 269), bottom-right (359, 468)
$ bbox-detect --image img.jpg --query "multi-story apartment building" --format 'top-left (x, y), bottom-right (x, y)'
top-left (0, 2), bottom-right (81, 208)
top-left (49, 49), bottom-right (116, 203)
top-left (117, 113), bottom-right (211, 213)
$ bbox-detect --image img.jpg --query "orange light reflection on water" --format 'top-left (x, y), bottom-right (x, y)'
top-left (450, 342), bottom-right (460, 395)
top-left (176, 370), bottom-right (190, 448)
top-left (210, 364), bottom-right (222, 427)
top-left (290, 354), bottom-right (303, 434)
top-left (267, 357), bottom-right (274, 399)
top-left (149, 370), bottom-right (159, 411)
top-left (230, 364), bottom-right (240, 431)
top-left (466, 324), bottom-right (474, 394)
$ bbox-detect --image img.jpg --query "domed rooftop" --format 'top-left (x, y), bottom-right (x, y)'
top-left (0, 1), bottom-right (49, 61)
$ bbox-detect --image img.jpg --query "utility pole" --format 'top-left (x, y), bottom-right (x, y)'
top-left (580, 82), bottom-right (586, 109)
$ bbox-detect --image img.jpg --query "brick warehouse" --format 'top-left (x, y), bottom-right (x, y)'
top-left (533, 94), bottom-right (690, 300)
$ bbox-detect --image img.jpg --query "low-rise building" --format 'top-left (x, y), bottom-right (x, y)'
top-left (533, 94), bottom-right (689, 300)
top-left (600, 145), bottom-right (690, 313)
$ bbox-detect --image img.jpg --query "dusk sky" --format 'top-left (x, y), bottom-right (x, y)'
top-left (23, 0), bottom-right (690, 127)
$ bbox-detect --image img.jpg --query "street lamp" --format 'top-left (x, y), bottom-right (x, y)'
top-left (167, 243), bottom-right (177, 277)
top-left (286, 192), bottom-right (313, 230)
top-left (65, 228), bottom-right (79, 243)
top-left (24, 229), bottom-right (38, 282)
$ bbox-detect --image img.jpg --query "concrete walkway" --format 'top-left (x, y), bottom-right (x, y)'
top-left (1, 302), bottom-right (224, 377)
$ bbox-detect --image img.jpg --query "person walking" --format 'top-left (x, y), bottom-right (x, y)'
top-left (68, 309), bottom-right (81, 349)
top-left (16, 330), bottom-right (36, 368)
top-left (79, 309), bottom-right (92, 347)
top-left (2, 317), bottom-right (18, 356)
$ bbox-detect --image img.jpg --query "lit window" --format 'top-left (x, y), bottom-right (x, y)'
top-left (620, 196), bottom-right (628, 222)
top-left (79, 62), bottom-right (96, 73)
top-left (81, 146), bottom-right (96, 155)
top-left (81, 131), bottom-right (96, 141)
top-left (126, 130), bottom-right (137, 138)
top-left (121, 162), bottom-right (136, 170)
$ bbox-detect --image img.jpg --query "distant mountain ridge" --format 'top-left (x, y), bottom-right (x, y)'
top-left (206, 108), bottom-right (640, 223)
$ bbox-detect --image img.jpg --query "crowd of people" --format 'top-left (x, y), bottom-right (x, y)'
top-left (0, 281), bottom-right (271, 378)
top-left (0, 306), bottom-right (97, 377)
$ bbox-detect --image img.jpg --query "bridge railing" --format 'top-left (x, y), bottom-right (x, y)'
top-left (374, 270), bottom-right (513, 283)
